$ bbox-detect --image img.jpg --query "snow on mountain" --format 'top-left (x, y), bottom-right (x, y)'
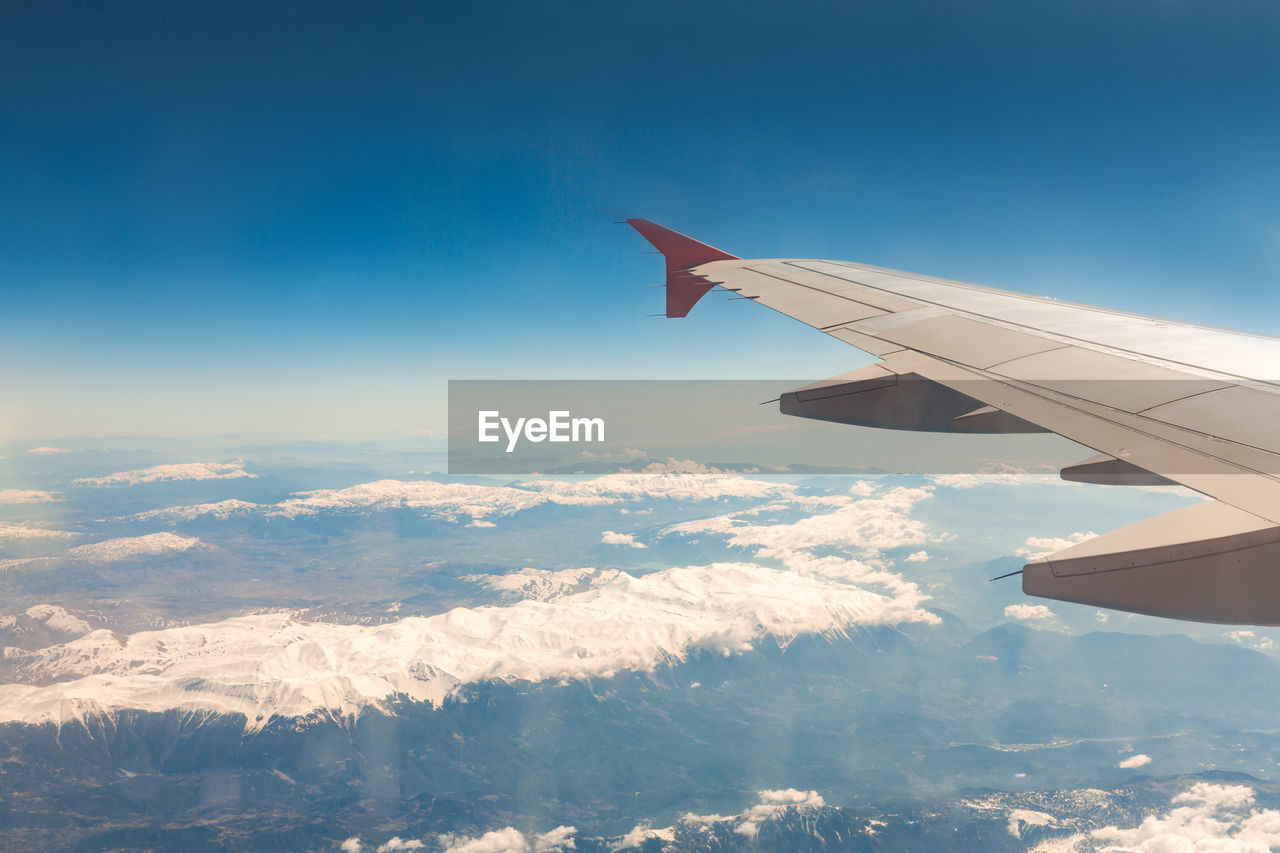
top-left (359, 789), bottom-right (826, 852)
top-left (68, 533), bottom-right (202, 563)
top-left (471, 567), bottom-right (621, 602)
top-left (0, 524), bottom-right (73, 541)
top-left (127, 499), bottom-right (262, 521)
top-left (21, 605), bottom-right (91, 637)
top-left (23, 446), bottom-right (70, 455)
top-left (0, 489), bottom-right (60, 504)
top-left (120, 472), bottom-right (805, 526)
top-left (72, 462), bottom-right (256, 487)
top-left (518, 470), bottom-right (797, 502)
top-left (0, 561), bottom-right (936, 730)
top-left (270, 479), bottom-right (584, 520)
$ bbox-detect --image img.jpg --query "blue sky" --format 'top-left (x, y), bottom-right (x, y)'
top-left (3, 1), bottom-right (1280, 440)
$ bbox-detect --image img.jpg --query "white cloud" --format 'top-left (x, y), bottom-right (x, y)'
top-left (467, 519), bottom-right (497, 528)
top-left (69, 532), bottom-right (202, 563)
top-left (1226, 630), bottom-right (1278, 652)
top-left (532, 826), bottom-right (576, 853)
top-left (664, 486), bottom-right (939, 621)
top-left (733, 789), bottom-right (826, 838)
top-left (0, 489), bottom-right (60, 504)
top-left (613, 822), bottom-right (675, 851)
top-left (1016, 532), bottom-right (1097, 561)
top-left (439, 828), bottom-right (528, 853)
top-left (600, 530), bottom-right (646, 548)
top-left (426, 826), bottom-right (575, 853)
top-left (0, 559), bottom-right (936, 730)
top-left (376, 839), bottom-right (425, 852)
top-left (715, 487), bottom-right (933, 556)
top-left (340, 838), bottom-right (363, 853)
top-left (73, 462), bottom-right (256, 487)
top-left (1004, 603), bottom-right (1054, 621)
top-left (1118, 753), bottom-right (1151, 769)
top-left (1048, 782), bottom-right (1280, 853)
top-left (905, 550), bottom-right (930, 563)
top-left (24, 446), bottom-right (70, 455)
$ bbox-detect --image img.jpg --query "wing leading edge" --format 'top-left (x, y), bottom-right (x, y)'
top-left (628, 218), bottom-right (1280, 625)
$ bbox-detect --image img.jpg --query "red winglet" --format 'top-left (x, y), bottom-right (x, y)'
top-left (627, 218), bottom-right (739, 317)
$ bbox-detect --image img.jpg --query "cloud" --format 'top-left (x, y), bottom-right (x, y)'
top-left (733, 789), bottom-right (827, 838)
top-left (1004, 603), bottom-right (1054, 621)
top-left (663, 486), bottom-right (939, 620)
top-left (0, 489), bottom-right (60, 504)
top-left (376, 839), bottom-right (425, 852)
top-left (716, 486), bottom-right (933, 555)
top-left (1037, 782), bottom-right (1280, 853)
top-left (600, 530), bottom-right (646, 548)
top-left (1117, 753), bottom-right (1151, 769)
top-left (73, 462), bottom-right (256, 487)
top-left (421, 826), bottom-right (577, 853)
top-left (613, 823), bottom-right (675, 851)
top-left (1226, 630), bottom-right (1277, 652)
top-left (467, 519), bottom-right (497, 528)
top-left (340, 838), bottom-right (363, 853)
top-left (439, 828), bottom-right (528, 853)
top-left (1016, 532), bottom-right (1097, 561)
top-left (532, 826), bottom-right (576, 853)
top-left (68, 532), bottom-right (202, 563)
top-left (24, 446), bottom-right (70, 455)
top-left (904, 550), bottom-right (930, 563)
top-left (0, 560), bottom-right (937, 730)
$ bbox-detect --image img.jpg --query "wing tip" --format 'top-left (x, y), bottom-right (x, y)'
top-left (626, 218), bottom-right (738, 317)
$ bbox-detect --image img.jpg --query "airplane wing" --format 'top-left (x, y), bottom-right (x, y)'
top-left (628, 218), bottom-right (1280, 626)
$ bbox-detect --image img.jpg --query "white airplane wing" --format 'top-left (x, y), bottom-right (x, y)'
top-left (629, 218), bottom-right (1280, 626)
